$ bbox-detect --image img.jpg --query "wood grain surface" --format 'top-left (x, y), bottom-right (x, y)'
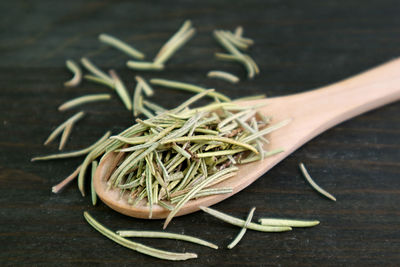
top-left (1, 0), bottom-right (399, 266)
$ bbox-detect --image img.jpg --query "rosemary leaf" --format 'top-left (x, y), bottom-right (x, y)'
top-left (126, 61), bottom-right (164, 70)
top-left (227, 207), bottom-right (256, 249)
top-left (43, 111), bottom-right (85, 146)
top-left (109, 69), bottom-right (132, 110)
top-left (91, 160), bottom-right (98, 206)
top-left (200, 206), bottom-right (292, 232)
top-left (259, 218), bottom-right (320, 227)
top-left (64, 59), bottom-right (82, 87)
top-left (32, 131), bottom-right (111, 162)
top-left (81, 57), bottom-right (113, 85)
top-left (84, 74), bottom-right (115, 89)
top-left (299, 163), bottom-right (337, 201)
top-left (83, 212), bottom-right (197, 261)
top-left (58, 94), bottom-right (111, 111)
top-left (117, 230), bottom-right (218, 249)
top-left (207, 70), bottom-right (239, 83)
top-left (99, 33), bottom-right (145, 59)
top-left (52, 165), bottom-right (81, 193)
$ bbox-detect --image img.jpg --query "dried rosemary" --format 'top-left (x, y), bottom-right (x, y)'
top-left (117, 230), bottom-right (218, 249)
top-left (154, 20), bottom-right (195, 65)
top-left (126, 61), bottom-right (164, 71)
top-left (200, 206), bottom-right (292, 232)
top-left (207, 70), bottom-right (240, 83)
top-left (91, 161), bottom-right (98, 206)
top-left (64, 59), bottom-right (82, 87)
top-left (32, 131), bottom-right (111, 162)
top-left (83, 212), bottom-right (197, 261)
top-left (51, 165), bottom-right (81, 193)
top-left (58, 94), bottom-right (111, 111)
top-left (43, 111), bottom-right (85, 147)
top-left (259, 218), bottom-right (320, 227)
top-left (227, 207), bottom-right (255, 249)
top-left (99, 33), bottom-right (145, 59)
top-left (80, 57), bottom-right (114, 85)
top-left (213, 28), bottom-right (258, 79)
top-left (109, 70), bottom-right (132, 110)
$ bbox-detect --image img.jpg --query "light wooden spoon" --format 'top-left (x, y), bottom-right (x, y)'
top-left (94, 58), bottom-right (400, 220)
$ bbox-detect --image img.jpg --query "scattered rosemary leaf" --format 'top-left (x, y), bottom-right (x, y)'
top-left (207, 70), bottom-right (240, 83)
top-left (213, 30), bottom-right (255, 79)
top-left (200, 206), bottom-right (292, 232)
top-left (135, 76), bottom-right (154, 97)
top-left (154, 27), bottom-right (196, 65)
top-left (80, 57), bottom-right (114, 85)
top-left (234, 26), bottom-right (243, 38)
top-left (117, 230), bottom-right (218, 249)
top-left (133, 82), bottom-right (143, 117)
top-left (64, 59), bottom-right (82, 87)
top-left (299, 163), bottom-right (337, 201)
top-left (59, 123), bottom-right (73, 150)
top-left (58, 94), bottom-right (111, 111)
top-left (99, 33), bottom-right (145, 60)
top-left (91, 161), bottom-right (98, 206)
top-left (84, 74), bottom-right (115, 89)
top-left (126, 61), bottom-right (164, 70)
top-left (43, 111), bottom-right (85, 146)
top-left (32, 131), bottom-right (111, 162)
top-left (154, 20), bottom-right (194, 64)
top-left (214, 52), bottom-right (242, 62)
top-left (220, 31), bottom-right (249, 50)
top-left (259, 218), bottom-right (320, 227)
top-left (109, 69), bottom-right (132, 110)
top-left (227, 207), bottom-right (256, 249)
top-left (83, 212), bottom-right (197, 261)
top-left (51, 165), bottom-right (81, 193)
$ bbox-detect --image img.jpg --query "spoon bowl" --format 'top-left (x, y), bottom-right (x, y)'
top-left (94, 58), bottom-right (400, 219)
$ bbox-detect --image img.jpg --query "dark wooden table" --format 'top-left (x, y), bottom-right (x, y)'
top-left (1, 0), bottom-right (399, 266)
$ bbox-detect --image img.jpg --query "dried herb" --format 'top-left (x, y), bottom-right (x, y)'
top-left (117, 230), bottom-right (218, 249)
top-left (299, 163), bottom-right (337, 201)
top-left (64, 59), bottom-right (82, 87)
top-left (99, 33), bottom-right (145, 59)
top-left (58, 94), bottom-right (111, 111)
top-left (227, 207), bottom-right (256, 249)
top-left (83, 212), bottom-right (197, 261)
top-left (43, 111), bottom-right (85, 147)
top-left (207, 70), bottom-right (240, 83)
top-left (259, 218), bottom-right (320, 227)
top-left (154, 20), bottom-right (195, 65)
top-left (200, 206), bottom-right (292, 232)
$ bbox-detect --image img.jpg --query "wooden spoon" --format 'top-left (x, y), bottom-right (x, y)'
top-left (94, 58), bottom-right (400, 220)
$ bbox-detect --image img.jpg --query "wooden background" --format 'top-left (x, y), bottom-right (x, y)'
top-left (1, 0), bottom-right (399, 266)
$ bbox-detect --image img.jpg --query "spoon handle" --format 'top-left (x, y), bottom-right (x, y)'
top-left (266, 58), bottom-right (400, 140)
